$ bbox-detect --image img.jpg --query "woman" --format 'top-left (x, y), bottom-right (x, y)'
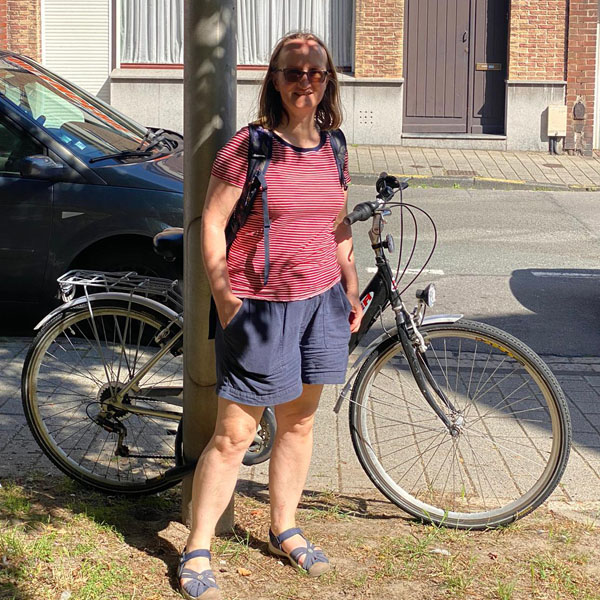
top-left (178, 32), bottom-right (362, 600)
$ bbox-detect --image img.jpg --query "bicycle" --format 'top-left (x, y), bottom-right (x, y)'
top-left (21, 174), bottom-right (571, 529)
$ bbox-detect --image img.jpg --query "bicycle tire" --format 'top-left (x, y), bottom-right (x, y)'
top-left (173, 406), bottom-right (277, 469)
top-left (22, 303), bottom-right (184, 495)
top-left (242, 406), bottom-right (277, 466)
top-left (349, 319), bottom-right (571, 529)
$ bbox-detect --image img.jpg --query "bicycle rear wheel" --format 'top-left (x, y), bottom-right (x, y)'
top-left (349, 319), bottom-right (571, 529)
top-left (21, 303), bottom-right (184, 494)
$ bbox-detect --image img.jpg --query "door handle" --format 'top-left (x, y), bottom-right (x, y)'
top-left (462, 31), bottom-right (468, 43)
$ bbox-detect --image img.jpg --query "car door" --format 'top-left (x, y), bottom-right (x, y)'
top-left (0, 113), bottom-right (52, 302)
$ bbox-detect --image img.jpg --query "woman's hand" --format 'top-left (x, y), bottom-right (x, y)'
top-left (346, 293), bottom-right (363, 333)
top-left (217, 294), bottom-right (244, 330)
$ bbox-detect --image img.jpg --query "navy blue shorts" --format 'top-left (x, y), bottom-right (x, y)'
top-left (215, 282), bottom-right (351, 406)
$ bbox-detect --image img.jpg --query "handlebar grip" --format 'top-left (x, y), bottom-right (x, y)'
top-left (343, 201), bottom-right (375, 225)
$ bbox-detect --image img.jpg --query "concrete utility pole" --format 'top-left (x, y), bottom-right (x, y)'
top-left (182, 0), bottom-right (237, 532)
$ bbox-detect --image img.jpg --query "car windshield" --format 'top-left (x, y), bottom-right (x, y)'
top-left (0, 55), bottom-right (157, 161)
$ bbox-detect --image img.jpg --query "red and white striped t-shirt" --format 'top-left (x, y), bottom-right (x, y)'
top-left (211, 126), bottom-right (351, 301)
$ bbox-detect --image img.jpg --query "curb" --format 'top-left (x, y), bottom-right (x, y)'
top-left (349, 172), bottom-right (600, 192)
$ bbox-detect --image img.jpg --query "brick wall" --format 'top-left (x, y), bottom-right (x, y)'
top-left (0, 0), bottom-right (7, 50)
top-left (508, 0), bottom-right (568, 80)
top-left (565, 0), bottom-right (598, 155)
top-left (354, 0), bottom-right (404, 78)
top-left (3, 0), bottom-right (41, 61)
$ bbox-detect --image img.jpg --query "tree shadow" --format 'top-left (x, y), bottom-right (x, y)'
top-left (236, 478), bottom-right (413, 523)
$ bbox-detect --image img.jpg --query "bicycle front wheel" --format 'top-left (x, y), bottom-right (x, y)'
top-left (22, 303), bottom-right (184, 494)
top-left (349, 319), bottom-right (571, 529)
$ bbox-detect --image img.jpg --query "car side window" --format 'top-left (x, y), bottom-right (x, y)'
top-left (0, 117), bottom-right (43, 176)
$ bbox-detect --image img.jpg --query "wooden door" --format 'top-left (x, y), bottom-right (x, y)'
top-left (403, 0), bottom-right (508, 134)
top-left (469, 0), bottom-right (508, 134)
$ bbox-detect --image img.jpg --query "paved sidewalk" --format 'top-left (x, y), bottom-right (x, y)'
top-left (2, 337), bottom-right (599, 519)
top-left (348, 145), bottom-right (600, 191)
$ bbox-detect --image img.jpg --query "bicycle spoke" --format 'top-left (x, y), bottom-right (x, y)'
top-left (25, 305), bottom-right (184, 492)
top-left (350, 321), bottom-right (569, 527)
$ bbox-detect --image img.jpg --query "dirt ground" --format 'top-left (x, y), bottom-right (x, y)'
top-left (1, 475), bottom-right (600, 600)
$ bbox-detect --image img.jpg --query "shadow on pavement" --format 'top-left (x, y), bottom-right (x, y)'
top-left (503, 268), bottom-right (600, 357)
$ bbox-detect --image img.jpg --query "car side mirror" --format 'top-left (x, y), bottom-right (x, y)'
top-left (19, 155), bottom-right (66, 181)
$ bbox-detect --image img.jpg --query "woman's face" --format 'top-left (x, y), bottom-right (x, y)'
top-left (272, 39), bottom-right (329, 120)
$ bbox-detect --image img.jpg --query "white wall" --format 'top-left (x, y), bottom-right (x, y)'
top-left (110, 69), bottom-right (405, 144)
top-left (41, 0), bottom-right (112, 101)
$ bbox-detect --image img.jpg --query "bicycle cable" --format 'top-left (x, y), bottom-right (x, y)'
top-left (383, 200), bottom-right (438, 295)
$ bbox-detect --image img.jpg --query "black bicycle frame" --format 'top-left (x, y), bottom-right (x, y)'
top-left (349, 255), bottom-right (393, 353)
top-left (349, 240), bottom-right (457, 433)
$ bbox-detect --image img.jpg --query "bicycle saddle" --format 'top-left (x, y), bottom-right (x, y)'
top-left (153, 227), bottom-right (183, 262)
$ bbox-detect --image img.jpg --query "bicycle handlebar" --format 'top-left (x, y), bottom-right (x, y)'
top-left (343, 201), bottom-right (377, 225)
top-left (343, 172), bottom-right (409, 226)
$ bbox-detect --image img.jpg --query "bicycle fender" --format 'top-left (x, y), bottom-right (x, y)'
top-left (34, 292), bottom-right (182, 330)
top-left (333, 313), bottom-right (463, 414)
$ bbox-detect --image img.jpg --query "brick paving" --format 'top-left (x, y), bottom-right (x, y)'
top-left (348, 146), bottom-right (600, 190)
top-left (2, 337), bottom-right (599, 511)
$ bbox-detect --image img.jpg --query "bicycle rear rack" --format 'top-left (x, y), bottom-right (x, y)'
top-left (57, 270), bottom-right (184, 312)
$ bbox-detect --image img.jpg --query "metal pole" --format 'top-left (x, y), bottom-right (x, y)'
top-left (182, 0), bottom-right (237, 533)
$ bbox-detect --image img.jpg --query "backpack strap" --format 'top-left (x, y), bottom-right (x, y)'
top-left (209, 125), bottom-right (273, 339)
top-left (247, 124), bottom-right (273, 285)
top-left (328, 129), bottom-right (348, 191)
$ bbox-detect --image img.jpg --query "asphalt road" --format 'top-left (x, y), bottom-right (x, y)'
top-left (1, 186), bottom-right (598, 356)
top-left (2, 186), bottom-right (599, 507)
top-left (348, 185), bottom-right (600, 357)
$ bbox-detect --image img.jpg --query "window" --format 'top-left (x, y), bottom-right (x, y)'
top-left (0, 58), bottom-right (147, 161)
top-left (0, 117), bottom-right (43, 176)
top-left (120, 0), bottom-right (184, 64)
top-left (238, 0), bottom-right (353, 67)
top-left (119, 0), bottom-right (353, 68)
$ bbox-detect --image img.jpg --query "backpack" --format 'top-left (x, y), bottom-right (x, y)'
top-left (209, 123), bottom-right (348, 338)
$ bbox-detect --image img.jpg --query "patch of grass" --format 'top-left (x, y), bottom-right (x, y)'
top-left (2, 477), bottom-right (600, 600)
top-left (212, 529), bottom-right (251, 561)
top-left (0, 482), bottom-right (31, 515)
top-left (548, 525), bottom-right (577, 545)
top-left (350, 572), bottom-right (368, 588)
top-left (0, 529), bottom-right (27, 560)
top-left (376, 524), bottom-right (445, 578)
top-left (304, 503), bottom-right (354, 522)
top-left (276, 583), bottom-right (301, 600)
top-left (30, 531), bottom-right (58, 562)
top-left (495, 578), bottom-right (516, 600)
top-left (70, 512), bottom-right (125, 542)
top-left (0, 582), bottom-right (25, 599)
top-left (77, 558), bottom-right (131, 600)
top-left (72, 541), bottom-right (97, 557)
top-left (530, 552), bottom-right (580, 597)
top-left (438, 556), bottom-right (475, 597)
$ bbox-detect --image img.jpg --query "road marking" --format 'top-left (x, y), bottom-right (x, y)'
top-left (531, 271), bottom-right (600, 279)
top-left (61, 211), bottom-right (84, 219)
top-left (366, 267), bottom-right (444, 275)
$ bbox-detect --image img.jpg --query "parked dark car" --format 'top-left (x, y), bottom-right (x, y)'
top-left (0, 51), bottom-right (183, 309)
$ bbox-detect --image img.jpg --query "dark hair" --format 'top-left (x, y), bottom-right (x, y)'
top-left (256, 31), bottom-right (343, 131)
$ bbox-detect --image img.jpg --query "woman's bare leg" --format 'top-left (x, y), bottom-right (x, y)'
top-left (181, 398), bottom-right (263, 581)
top-left (269, 384), bottom-right (323, 560)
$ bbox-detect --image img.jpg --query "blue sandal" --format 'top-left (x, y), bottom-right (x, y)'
top-left (178, 548), bottom-right (221, 600)
top-left (268, 527), bottom-right (331, 577)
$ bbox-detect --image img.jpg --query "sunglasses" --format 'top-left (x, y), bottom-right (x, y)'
top-left (273, 68), bottom-right (330, 84)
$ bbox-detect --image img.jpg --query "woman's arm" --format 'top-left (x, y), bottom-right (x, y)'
top-left (201, 175), bottom-right (243, 329)
top-left (335, 191), bottom-right (363, 333)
